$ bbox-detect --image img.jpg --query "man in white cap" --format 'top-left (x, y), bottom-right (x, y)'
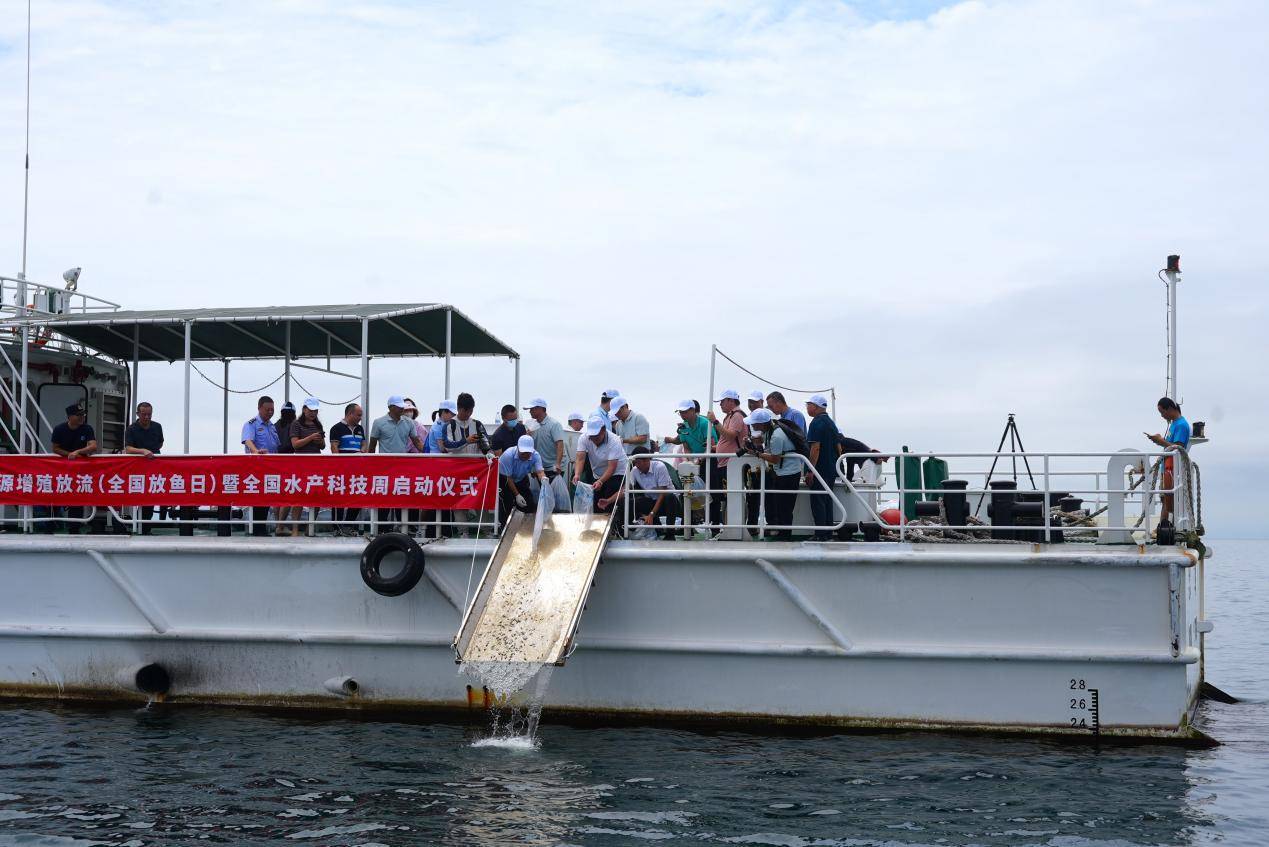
top-left (497, 434), bottom-right (547, 529)
top-left (369, 395), bottom-right (424, 454)
top-left (610, 396), bottom-right (649, 456)
top-left (566, 411), bottom-right (585, 432)
top-left (745, 407), bottom-right (802, 541)
top-left (805, 394), bottom-right (841, 541)
top-left (664, 399), bottom-right (717, 526)
top-left (525, 398), bottom-right (566, 478)
top-left (702, 389), bottom-right (747, 527)
top-left (747, 391), bottom-right (766, 413)
top-left (368, 395), bottom-right (424, 532)
top-left (574, 415), bottom-right (626, 516)
top-left (593, 389), bottom-right (621, 432)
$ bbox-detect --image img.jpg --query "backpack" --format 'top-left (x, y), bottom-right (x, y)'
top-left (772, 418), bottom-right (811, 459)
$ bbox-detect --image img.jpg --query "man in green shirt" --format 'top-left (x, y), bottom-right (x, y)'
top-left (664, 399), bottom-right (711, 454)
top-left (664, 399), bottom-right (719, 529)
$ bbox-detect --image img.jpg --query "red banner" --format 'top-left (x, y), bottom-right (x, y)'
top-left (0, 454), bottom-right (497, 508)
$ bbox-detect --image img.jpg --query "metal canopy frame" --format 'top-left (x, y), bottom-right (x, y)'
top-left (1, 302), bottom-right (520, 454)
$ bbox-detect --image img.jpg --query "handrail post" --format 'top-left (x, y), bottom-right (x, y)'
top-left (1043, 453), bottom-right (1051, 542)
top-left (359, 318), bottom-right (370, 417)
top-left (182, 320), bottom-right (192, 453)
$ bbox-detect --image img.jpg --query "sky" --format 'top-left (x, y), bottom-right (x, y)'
top-left (0, 0), bottom-right (1266, 536)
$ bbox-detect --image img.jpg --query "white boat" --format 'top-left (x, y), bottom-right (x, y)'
top-left (0, 262), bottom-right (1216, 743)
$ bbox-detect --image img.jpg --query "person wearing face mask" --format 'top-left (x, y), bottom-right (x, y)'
top-left (489, 404), bottom-right (528, 457)
top-left (419, 400), bottom-right (458, 538)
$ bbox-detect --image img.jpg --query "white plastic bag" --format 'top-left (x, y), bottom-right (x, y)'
top-left (550, 474), bottom-right (572, 513)
top-left (630, 524), bottom-right (659, 540)
top-left (531, 480), bottom-right (555, 553)
top-left (572, 481), bottom-right (594, 516)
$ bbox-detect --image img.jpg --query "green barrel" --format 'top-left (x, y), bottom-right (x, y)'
top-left (897, 446), bottom-right (923, 519)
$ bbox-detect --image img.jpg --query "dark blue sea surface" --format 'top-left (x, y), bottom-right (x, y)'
top-left (0, 539), bottom-right (1265, 846)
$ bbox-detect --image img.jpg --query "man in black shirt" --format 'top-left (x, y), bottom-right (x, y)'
top-left (51, 403), bottom-right (97, 459)
top-left (488, 404), bottom-right (527, 457)
top-left (124, 402), bottom-right (163, 456)
top-left (124, 402), bottom-right (164, 532)
top-left (329, 403), bottom-right (365, 536)
top-left (42, 403), bottom-right (98, 533)
top-left (836, 435), bottom-right (888, 482)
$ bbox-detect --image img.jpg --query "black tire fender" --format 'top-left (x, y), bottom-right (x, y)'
top-left (360, 533), bottom-right (426, 597)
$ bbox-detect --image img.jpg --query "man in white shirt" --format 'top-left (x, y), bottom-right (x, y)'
top-left (567, 411), bottom-right (585, 432)
top-left (615, 447), bottom-right (681, 538)
top-left (610, 396), bottom-right (649, 456)
top-left (573, 415), bottom-right (626, 517)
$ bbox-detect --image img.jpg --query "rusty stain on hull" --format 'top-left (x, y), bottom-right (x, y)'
top-left (0, 681), bottom-right (1215, 747)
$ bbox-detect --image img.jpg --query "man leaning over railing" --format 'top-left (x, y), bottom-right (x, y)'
top-left (123, 401), bottom-right (163, 534)
top-left (40, 402), bottom-right (98, 534)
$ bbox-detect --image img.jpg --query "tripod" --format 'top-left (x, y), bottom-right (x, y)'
top-left (974, 413), bottom-right (1037, 515)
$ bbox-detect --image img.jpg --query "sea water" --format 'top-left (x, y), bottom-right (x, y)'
top-left (0, 539), bottom-right (1266, 846)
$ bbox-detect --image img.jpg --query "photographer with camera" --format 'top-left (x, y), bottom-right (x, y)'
top-left (441, 392), bottom-right (490, 456)
top-left (664, 399), bottom-right (716, 528)
top-left (743, 408), bottom-right (802, 541)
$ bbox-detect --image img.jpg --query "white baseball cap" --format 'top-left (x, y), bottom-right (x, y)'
top-left (602, 388), bottom-right (621, 399)
top-left (438, 399), bottom-right (458, 414)
top-left (523, 398), bottom-right (548, 410)
top-left (716, 389), bottom-right (740, 402)
top-left (610, 396), bottom-right (628, 413)
top-left (744, 408), bottom-right (775, 425)
top-left (387, 395), bottom-right (405, 408)
top-left (303, 397), bottom-right (320, 411)
top-left (567, 410), bottom-right (585, 422)
top-left (675, 400), bottom-right (695, 413)
top-left (808, 394), bottom-right (829, 408)
top-left (516, 434), bottom-right (535, 453)
top-left (584, 415), bottom-right (606, 436)
top-left (747, 390), bottom-right (765, 402)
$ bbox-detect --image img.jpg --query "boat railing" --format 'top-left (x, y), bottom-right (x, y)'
top-left (601, 448), bottom-right (1191, 543)
top-left (617, 451), bottom-right (849, 539)
top-left (0, 449), bottom-right (1194, 544)
top-left (0, 276), bottom-right (122, 319)
top-left (838, 449), bottom-right (1192, 542)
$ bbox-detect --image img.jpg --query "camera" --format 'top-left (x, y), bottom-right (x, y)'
top-left (735, 438), bottom-right (761, 458)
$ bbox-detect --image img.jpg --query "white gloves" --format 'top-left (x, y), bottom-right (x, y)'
top-left (515, 495), bottom-right (527, 509)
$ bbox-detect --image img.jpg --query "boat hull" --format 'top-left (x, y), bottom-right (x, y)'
top-left (0, 536), bottom-right (1205, 741)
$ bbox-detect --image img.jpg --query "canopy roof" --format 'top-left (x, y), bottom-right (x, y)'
top-left (5, 304), bottom-right (517, 362)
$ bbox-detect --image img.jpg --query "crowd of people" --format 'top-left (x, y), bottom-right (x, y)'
top-left (34, 387), bottom-right (899, 539)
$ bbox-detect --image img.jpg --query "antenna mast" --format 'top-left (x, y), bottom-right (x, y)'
top-left (20, 0), bottom-right (31, 280)
top-left (1162, 254), bottom-right (1181, 401)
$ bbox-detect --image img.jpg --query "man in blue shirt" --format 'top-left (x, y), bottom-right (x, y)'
top-left (498, 435), bottom-right (546, 529)
top-left (804, 394), bottom-right (840, 541)
top-left (765, 391), bottom-right (807, 434)
top-left (1147, 396), bottom-right (1191, 525)
top-left (241, 395), bottom-right (279, 536)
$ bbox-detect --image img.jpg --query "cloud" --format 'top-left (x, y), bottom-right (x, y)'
top-left (0, 0), bottom-right (1265, 535)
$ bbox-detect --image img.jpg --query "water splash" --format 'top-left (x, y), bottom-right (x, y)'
top-left (467, 665), bottom-right (554, 749)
